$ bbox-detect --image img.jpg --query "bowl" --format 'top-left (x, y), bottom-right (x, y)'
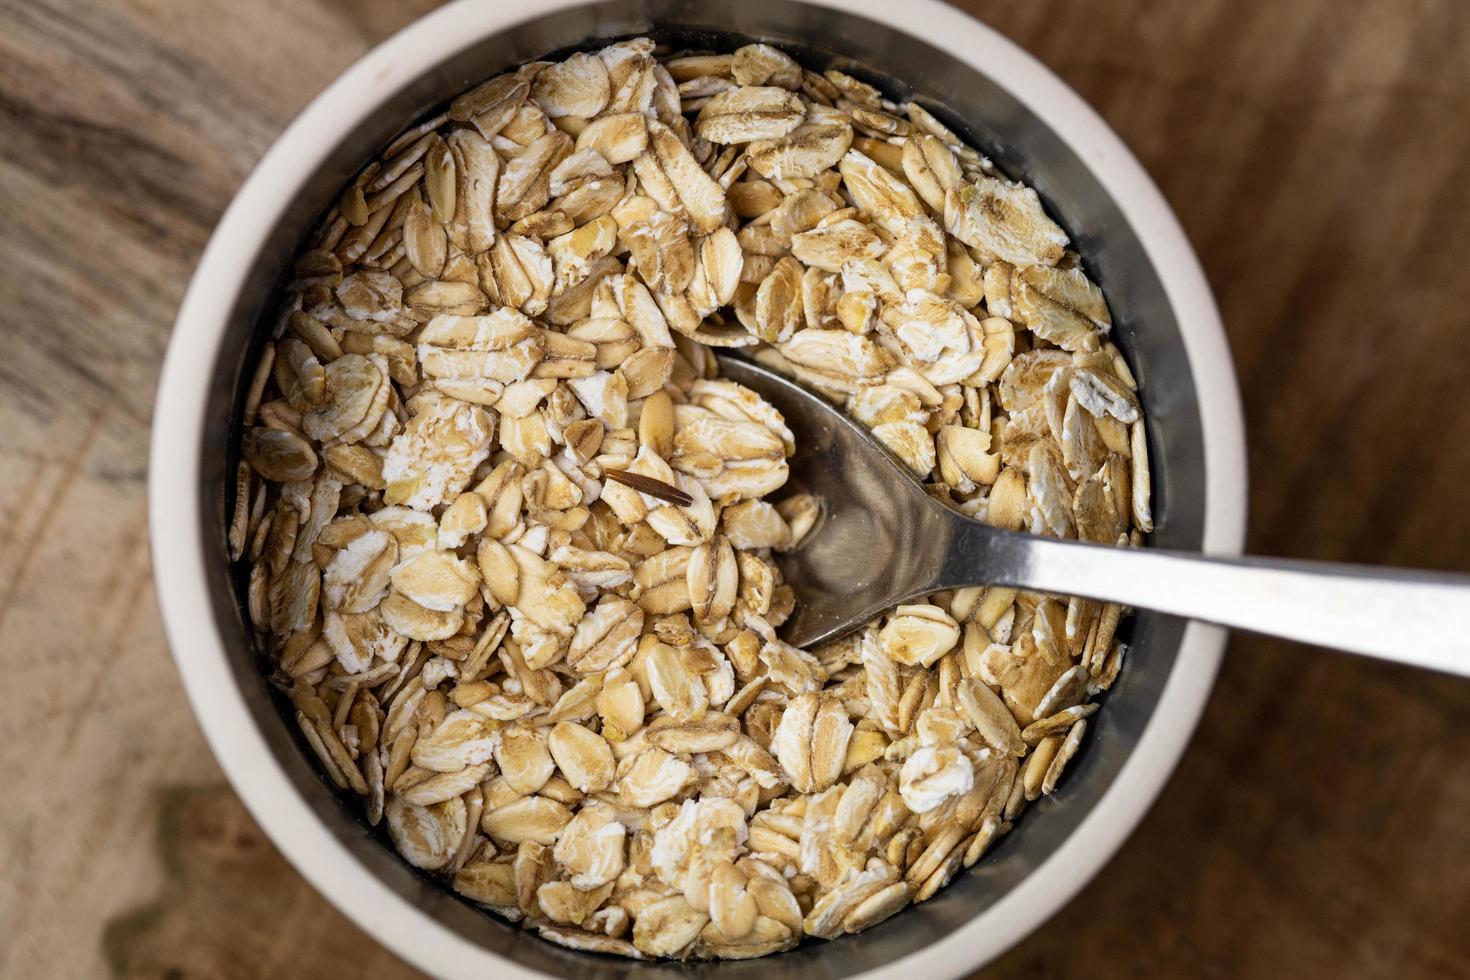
top-left (148, 0), bottom-right (1248, 976)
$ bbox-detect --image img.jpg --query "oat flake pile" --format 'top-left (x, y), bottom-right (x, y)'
top-left (233, 37), bottom-right (1152, 960)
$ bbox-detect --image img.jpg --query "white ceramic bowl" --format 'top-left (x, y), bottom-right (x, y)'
top-left (149, 1), bottom-right (1247, 976)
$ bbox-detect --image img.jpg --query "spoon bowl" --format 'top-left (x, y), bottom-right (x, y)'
top-left (715, 355), bottom-right (975, 648)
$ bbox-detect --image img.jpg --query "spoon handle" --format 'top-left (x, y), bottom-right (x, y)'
top-left (948, 527), bottom-right (1470, 674)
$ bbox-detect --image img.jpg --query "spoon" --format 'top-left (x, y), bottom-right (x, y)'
top-left (713, 354), bottom-right (1470, 675)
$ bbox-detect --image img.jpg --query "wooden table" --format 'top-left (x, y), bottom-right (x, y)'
top-left (3, 0), bottom-right (1469, 976)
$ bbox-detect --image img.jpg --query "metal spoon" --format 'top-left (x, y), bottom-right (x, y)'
top-left (714, 354), bottom-right (1470, 675)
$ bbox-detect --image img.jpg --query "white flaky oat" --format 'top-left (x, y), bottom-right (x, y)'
top-left (239, 37), bottom-right (1151, 961)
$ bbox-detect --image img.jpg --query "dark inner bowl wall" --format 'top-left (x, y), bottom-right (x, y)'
top-left (198, 1), bottom-right (1206, 976)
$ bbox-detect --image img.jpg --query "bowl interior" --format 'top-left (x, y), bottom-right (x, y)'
top-left (197, 1), bottom-right (1209, 976)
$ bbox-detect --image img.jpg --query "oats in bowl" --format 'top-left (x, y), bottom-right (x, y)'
top-left (233, 35), bottom-right (1148, 961)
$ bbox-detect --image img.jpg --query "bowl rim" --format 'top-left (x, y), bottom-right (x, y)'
top-left (148, 0), bottom-right (1248, 976)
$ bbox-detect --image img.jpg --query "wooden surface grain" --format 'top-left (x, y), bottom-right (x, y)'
top-left (3, 1), bottom-right (1469, 976)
